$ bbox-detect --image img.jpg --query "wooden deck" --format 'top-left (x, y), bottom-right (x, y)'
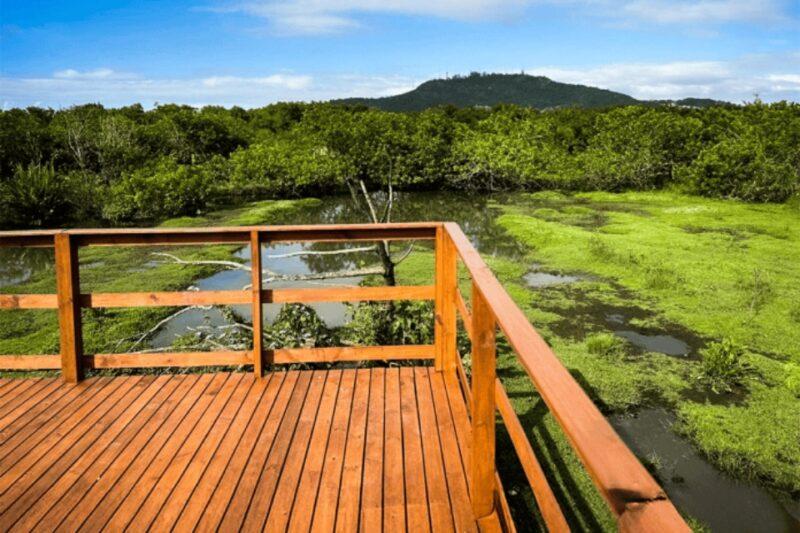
top-left (0, 367), bottom-right (479, 532)
top-left (0, 222), bottom-right (691, 531)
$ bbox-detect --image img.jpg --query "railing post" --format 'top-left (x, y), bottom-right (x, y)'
top-left (54, 232), bottom-right (83, 383)
top-left (471, 281), bottom-right (496, 521)
top-left (250, 230), bottom-right (264, 377)
top-left (435, 225), bottom-right (457, 371)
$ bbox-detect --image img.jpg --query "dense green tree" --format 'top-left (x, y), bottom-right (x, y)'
top-left (1, 100), bottom-right (798, 229)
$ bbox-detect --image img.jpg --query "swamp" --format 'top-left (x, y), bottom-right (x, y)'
top-left (1, 190), bottom-right (798, 531)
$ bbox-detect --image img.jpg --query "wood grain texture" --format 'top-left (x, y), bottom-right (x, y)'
top-left (470, 283), bottom-right (496, 521)
top-left (0, 368), bottom-right (484, 532)
top-left (0, 286), bottom-right (435, 311)
top-left (0, 355), bottom-right (60, 370)
top-left (444, 222), bottom-right (686, 528)
top-left (435, 227), bottom-right (458, 371)
top-left (272, 344), bottom-right (434, 364)
top-left (455, 288), bottom-right (473, 341)
top-left (54, 233), bottom-right (82, 382)
top-left (0, 294), bottom-right (57, 309)
top-left (495, 379), bottom-right (569, 533)
top-left (251, 231), bottom-right (265, 375)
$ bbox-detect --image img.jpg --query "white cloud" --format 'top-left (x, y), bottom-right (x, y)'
top-left (210, 0), bottom-right (793, 34)
top-left (2, 54), bottom-right (798, 109)
top-left (0, 69), bottom-right (420, 108)
top-left (619, 0), bottom-right (786, 24)
top-left (52, 68), bottom-right (137, 80)
top-left (214, 0), bottom-right (536, 34)
top-left (200, 74), bottom-right (312, 89)
top-left (527, 54), bottom-right (800, 101)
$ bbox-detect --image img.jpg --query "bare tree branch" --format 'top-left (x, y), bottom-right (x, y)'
top-left (263, 246), bottom-right (375, 259)
top-left (381, 172), bottom-right (394, 223)
top-left (359, 179), bottom-right (380, 223)
top-left (151, 252), bottom-right (251, 271)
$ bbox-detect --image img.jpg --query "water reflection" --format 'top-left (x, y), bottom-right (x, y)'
top-left (611, 409), bottom-right (799, 532)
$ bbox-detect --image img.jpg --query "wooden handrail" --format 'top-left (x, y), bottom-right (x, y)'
top-left (0, 224), bottom-right (439, 375)
top-left (443, 222), bottom-right (689, 531)
top-left (0, 223), bottom-right (438, 248)
top-left (0, 221), bottom-right (690, 531)
top-left (0, 286), bottom-right (435, 309)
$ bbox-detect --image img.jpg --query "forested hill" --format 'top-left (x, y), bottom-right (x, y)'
top-left (334, 73), bottom-right (724, 111)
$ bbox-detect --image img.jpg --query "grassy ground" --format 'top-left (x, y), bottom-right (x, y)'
top-left (487, 192), bottom-right (800, 519)
top-left (2, 191), bottom-right (797, 530)
top-left (398, 191), bottom-right (800, 529)
top-left (0, 198), bottom-right (320, 362)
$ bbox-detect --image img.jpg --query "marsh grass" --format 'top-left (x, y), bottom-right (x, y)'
top-left (585, 332), bottom-right (627, 358)
top-left (738, 268), bottom-right (774, 315)
top-left (694, 339), bottom-right (750, 394)
top-left (785, 364), bottom-right (800, 398)
top-left (496, 191), bottom-right (800, 498)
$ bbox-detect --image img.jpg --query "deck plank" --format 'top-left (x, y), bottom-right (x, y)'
top-left (171, 372), bottom-right (281, 531)
top-left (415, 367), bottom-right (456, 533)
top-left (82, 374), bottom-right (232, 531)
top-left (359, 367), bottom-right (385, 533)
top-left (400, 366), bottom-right (432, 533)
top-left (0, 379), bottom-right (38, 409)
top-left (383, 367), bottom-right (406, 532)
top-left (9, 374), bottom-right (180, 532)
top-left (195, 371), bottom-right (299, 532)
top-left (310, 368), bottom-right (356, 532)
top-left (0, 376), bottom-right (138, 498)
top-left (430, 369), bottom-right (479, 533)
top-left (0, 375), bottom-right (164, 529)
top-left (150, 373), bottom-right (268, 530)
top-left (217, 370), bottom-right (311, 531)
top-left (245, 370), bottom-right (326, 531)
top-left (58, 373), bottom-right (213, 532)
top-left (0, 379), bottom-right (64, 432)
top-left (0, 379), bottom-right (46, 423)
top-left (0, 377), bottom-right (114, 474)
top-left (281, 370), bottom-right (342, 533)
top-left (334, 368), bottom-right (371, 532)
top-left (0, 367), bottom-right (481, 533)
top-left (124, 373), bottom-right (252, 530)
top-left (0, 377), bottom-right (105, 454)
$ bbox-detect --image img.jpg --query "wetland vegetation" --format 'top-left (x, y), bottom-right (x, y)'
top-left (1, 191), bottom-right (798, 531)
top-left (1, 99), bottom-right (799, 531)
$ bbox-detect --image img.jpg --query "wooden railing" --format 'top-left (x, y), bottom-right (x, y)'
top-left (0, 222), bottom-right (689, 532)
top-left (0, 224), bottom-right (438, 380)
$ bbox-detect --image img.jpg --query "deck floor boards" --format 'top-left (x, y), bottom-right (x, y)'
top-left (0, 367), bottom-right (478, 532)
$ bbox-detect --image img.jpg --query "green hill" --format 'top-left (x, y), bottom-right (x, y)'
top-left (333, 72), bottom-right (727, 111)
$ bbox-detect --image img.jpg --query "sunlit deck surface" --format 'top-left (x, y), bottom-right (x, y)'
top-left (0, 367), bottom-right (479, 532)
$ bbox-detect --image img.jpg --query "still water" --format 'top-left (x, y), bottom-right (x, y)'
top-left (0, 192), bottom-right (796, 531)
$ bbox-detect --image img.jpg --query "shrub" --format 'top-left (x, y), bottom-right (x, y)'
top-left (0, 163), bottom-right (74, 228)
top-left (227, 136), bottom-right (344, 200)
top-left (681, 134), bottom-right (798, 202)
top-left (695, 339), bottom-right (748, 393)
top-left (103, 157), bottom-right (224, 223)
top-left (344, 301), bottom-right (434, 346)
top-left (264, 304), bottom-right (337, 349)
top-left (586, 332), bottom-right (625, 357)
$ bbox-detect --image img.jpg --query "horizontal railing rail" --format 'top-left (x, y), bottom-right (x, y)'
top-left (0, 221), bottom-right (689, 532)
top-left (442, 222), bottom-right (689, 532)
top-left (0, 224), bottom-right (438, 380)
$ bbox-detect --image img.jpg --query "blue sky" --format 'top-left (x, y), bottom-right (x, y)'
top-left (1, 0), bottom-right (798, 108)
